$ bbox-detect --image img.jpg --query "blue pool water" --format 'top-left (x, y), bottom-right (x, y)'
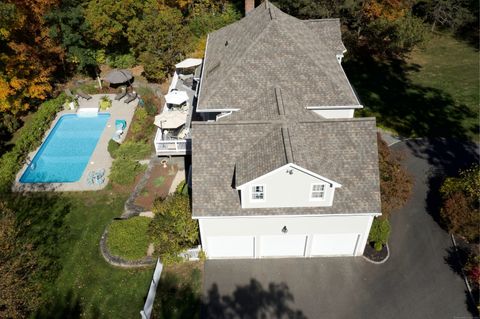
top-left (20, 113), bottom-right (110, 183)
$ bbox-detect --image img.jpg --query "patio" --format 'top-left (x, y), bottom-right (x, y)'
top-left (13, 94), bottom-right (138, 192)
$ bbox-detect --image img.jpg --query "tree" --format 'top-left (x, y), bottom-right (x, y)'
top-left (0, 0), bottom-right (63, 115)
top-left (417, 0), bottom-right (475, 32)
top-left (440, 165), bottom-right (480, 242)
top-left (84, 0), bottom-right (143, 49)
top-left (45, 0), bottom-right (97, 75)
top-left (128, 2), bottom-right (191, 81)
top-left (149, 194), bottom-right (198, 264)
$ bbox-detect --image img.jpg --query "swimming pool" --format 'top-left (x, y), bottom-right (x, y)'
top-left (20, 113), bottom-right (110, 183)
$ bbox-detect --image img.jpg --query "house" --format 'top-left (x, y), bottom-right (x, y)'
top-left (191, 1), bottom-right (381, 259)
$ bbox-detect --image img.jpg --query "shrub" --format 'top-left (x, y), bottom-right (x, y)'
top-left (128, 107), bottom-right (154, 143)
top-left (440, 165), bottom-right (480, 242)
top-left (149, 194), bottom-right (198, 264)
top-left (106, 53), bottom-right (136, 69)
top-left (106, 217), bottom-right (151, 260)
top-left (137, 86), bottom-right (159, 116)
top-left (109, 158), bottom-right (146, 185)
top-left (377, 134), bottom-right (412, 218)
top-left (108, 139), bottom-right (120, 159)
top-left (140, 52), bottom-right (166, 82)
top-left (176, 180), bottom-right (188, 195)
top-left (0, 95), bottom-right (65, 192)
top-left (368, 217), bottom-right (391, 251)
top-left (114, 141), bottom-right (151, 160)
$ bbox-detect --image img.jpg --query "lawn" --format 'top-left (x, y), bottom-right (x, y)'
top-left (13, 190), bottom-right (154, 318)
top-left (107, 216), bottom-right (151, 260)
top-left (344, 32), bottom-right (479, 141)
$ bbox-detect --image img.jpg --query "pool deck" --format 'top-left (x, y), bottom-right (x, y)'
top-left (13, 94), bottom-right (138, 192)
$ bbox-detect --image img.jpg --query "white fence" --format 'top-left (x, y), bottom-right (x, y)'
top-left (140, 258), bottom-right (163, 319)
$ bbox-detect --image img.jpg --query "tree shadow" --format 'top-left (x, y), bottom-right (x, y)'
top-left (4, 192), bottom-right (72, 282)
top-left (152, 270), bottom-right (202, 319)
top-left (32, 290), bottom-right (104, 319)
top-left (444, 245), bottom-right (479, 317)
top-left (404, 138), bottom-right (479, 226)
top-left (202, 279), bottom-right (308, 319)
top-left (343, 55), bottom-right (477, 140)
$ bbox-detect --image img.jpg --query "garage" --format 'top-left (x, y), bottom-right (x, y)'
top-left (260, 235), bottom-right (307, 257)
top-left (310, 233), bottom-right (359, 256)
top-left (207, 236), bottom-right (255, 258)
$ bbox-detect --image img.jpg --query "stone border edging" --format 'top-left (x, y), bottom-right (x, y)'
top-left (100, 227), bottom-right (155, 268)
top-left (362, 243), bottom-right (390, 264)
top-left (122, 155), bottom-right (158, 219)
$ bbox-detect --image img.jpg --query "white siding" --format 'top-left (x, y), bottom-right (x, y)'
top-left (239, 166), bottom-right (336, 209)
top-left (313, 109), bottom-right (354, 119)
top-left (199, 215), bottom-right (375, 259)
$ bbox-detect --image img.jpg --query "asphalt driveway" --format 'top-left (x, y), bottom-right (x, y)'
top-left (202, 139), bottom-right (479, 319)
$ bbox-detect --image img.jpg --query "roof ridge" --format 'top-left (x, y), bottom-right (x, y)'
top-left (201, 7), bottom-right (275, 106)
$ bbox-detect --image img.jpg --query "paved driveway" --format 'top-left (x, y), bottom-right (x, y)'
top-left (202, 139), bottom-right (479, 319)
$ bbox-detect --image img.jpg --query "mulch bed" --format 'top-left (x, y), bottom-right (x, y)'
top-left (133, 162), bottom-right (178, 211)
top-left (363, 242), bottom-right (389, 262)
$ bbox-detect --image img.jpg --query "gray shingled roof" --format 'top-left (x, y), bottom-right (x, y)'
top-left (197, 2), bottom-right (360, 120)
top-left (192, 118), bottom-right (381, 217)
top-left (235, 128), bottom-right (288, 186)
top-left (303, 19), bottom-right (346, 55)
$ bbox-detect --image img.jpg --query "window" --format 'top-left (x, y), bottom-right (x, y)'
top-left (311, 184), bottom-right (325, 200)
top-left (251, 185), bottom-right (265, 201)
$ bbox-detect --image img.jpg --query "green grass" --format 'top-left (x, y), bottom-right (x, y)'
top-left (16, 191), bottom-right (154, 318)
top-left (408, 33), bottom-right (479, 139)
top-left (345, 33), bottom-right (479, 141)
top-left (107, 217), bottom-right (151, 260)
top-left (153, 176), bottom-right (166, 187)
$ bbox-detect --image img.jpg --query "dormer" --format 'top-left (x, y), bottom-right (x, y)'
top-left (234, 127), bottom-right (342, 209)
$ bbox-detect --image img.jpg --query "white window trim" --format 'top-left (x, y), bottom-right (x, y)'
top-left (250, 184), bottom-right (266, 202)
top-left (310, 183), bottom-right (326, 201)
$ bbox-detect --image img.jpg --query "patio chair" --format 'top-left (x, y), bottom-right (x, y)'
top-left (114, 87), bottom-right (127, 100)
top-left (124, 92), bottom-right (137, 104)
top-left (76, 89), bottom-right (92, 100)
top-left (115, 119), bottom-right (127, 131)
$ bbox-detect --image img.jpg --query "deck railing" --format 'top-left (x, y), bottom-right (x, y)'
top-left (154, 128), bottom-right (189, 155)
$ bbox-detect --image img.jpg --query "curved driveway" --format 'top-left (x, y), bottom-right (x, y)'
top-left (202, 139), bottom-right (478, 319)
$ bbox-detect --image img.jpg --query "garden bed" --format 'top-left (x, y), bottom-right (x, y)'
top-left (133, 162), bottom-right (178, 210)
top-left (363, 242), bottom-right (389, 263)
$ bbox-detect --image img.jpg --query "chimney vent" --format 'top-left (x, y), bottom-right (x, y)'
top-left (245, 0), bottom-right (255, 15)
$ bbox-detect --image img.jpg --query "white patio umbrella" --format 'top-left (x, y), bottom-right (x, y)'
top-left (175, 58), bottom-right (202, 69)
top-left (164, 90), bottom-right (189, 105)
top-left (154, 111), bottom-right (187, 129)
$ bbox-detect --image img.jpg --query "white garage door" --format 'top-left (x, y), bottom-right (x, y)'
top-left (207, 236), bottom-right (254, 258)
top-left (311, 234), bottom-right (359, 256)
top-left (260, 235), bottom-right (307, 257)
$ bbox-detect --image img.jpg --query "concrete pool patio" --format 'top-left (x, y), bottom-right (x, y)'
top-left (13, 94), bottom-right (137, 192)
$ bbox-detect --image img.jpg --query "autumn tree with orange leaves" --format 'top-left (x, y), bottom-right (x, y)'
top-left (0, 0), bottom-right (63, 116)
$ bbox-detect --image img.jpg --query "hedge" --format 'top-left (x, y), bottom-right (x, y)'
top-left (0, 95), bottom-right (65, 192)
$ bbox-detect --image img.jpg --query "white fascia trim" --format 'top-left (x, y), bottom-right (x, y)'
top-left (235, 163), bottom-right (342, 189)
top-left (196, 108), bottom-right (240, 113)
top-left (192, 212), bottom-right (381, 220)
top-left (196, 34), bottom-right (209, 109)
top-left (305, 105), bottom-right (363, 110)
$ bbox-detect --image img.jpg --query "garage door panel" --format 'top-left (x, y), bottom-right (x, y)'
top-left (260, 235), bottom-right (307, 257)
top-left (207, 236), bottom-right (254, 258)
top-left (311, 234), bottom-right (359, 256)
